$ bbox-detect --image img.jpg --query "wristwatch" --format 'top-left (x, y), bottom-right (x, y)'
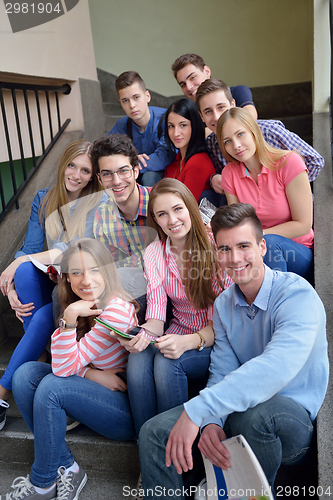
top-left (195, 332), bottom-right (206, 351)
top-left (59, 318), bottom-right (77, 329)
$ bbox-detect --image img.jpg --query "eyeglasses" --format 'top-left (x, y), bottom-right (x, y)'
top-left (98, 166), bottom-right (134, 182)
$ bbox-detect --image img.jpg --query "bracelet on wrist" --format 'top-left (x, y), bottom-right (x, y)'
top-left (194, 332), bottom-right (206, 351)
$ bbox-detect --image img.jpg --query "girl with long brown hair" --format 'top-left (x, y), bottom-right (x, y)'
top-left (122, 178), bottom-right (232, 435)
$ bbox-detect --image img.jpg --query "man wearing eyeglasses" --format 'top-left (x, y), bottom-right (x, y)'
top-left (91, 134), bottom-right (151, 321)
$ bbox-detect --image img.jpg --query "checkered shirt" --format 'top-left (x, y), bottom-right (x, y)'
top-left (93, 184), bottom-right (150, 268)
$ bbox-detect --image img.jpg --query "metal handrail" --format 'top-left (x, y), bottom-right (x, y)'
top-left (0, 80), bottom-right (71, 222)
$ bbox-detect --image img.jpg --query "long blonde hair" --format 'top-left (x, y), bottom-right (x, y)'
top-left (216, 107), bottom-right (292, 170)
top-left (147, 178), bottom-right (222, 310)
top-left (40, 140), bottom-right (103, 242)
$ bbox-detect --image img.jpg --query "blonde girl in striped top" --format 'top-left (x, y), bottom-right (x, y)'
top-left (122, 178), bottom-right (232, 435)
top-left (7, 238), bottom-right (137, 498)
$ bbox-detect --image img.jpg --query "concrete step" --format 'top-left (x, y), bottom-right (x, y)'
top-left (277, 114), bottom-right (313, 145)
top-left (0, 465), bottom-right (138, 500)
top-left (0, 416), bottom-right (140, 498)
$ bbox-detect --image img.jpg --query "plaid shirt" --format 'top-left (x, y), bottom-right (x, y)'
top-left (206, 119), bottom-right (324, 182)
top-left (93, 184), bottom-right (151, 268)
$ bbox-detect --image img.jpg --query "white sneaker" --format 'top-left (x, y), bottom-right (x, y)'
top-left (0, 399), bottom-right (9, 431)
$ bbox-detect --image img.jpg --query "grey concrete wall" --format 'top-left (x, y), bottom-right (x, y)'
top-left (313, 111), bottom-right (333, 493)
top-left (79, 78), bottom-right (105, 142)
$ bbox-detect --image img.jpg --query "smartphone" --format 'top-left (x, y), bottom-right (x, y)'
top-left (94, 319), bottom-right (156, 342)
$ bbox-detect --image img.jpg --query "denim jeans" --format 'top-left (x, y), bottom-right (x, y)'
top-left (264, 234), bottom-right (314, 284)
top-left (12, 361), bottom-right (136, 488)
top-left (127, 345), bottom-right (211, 436)
top-left (138, 170), bottom-right (164, 187)
top-left (139, 394), bottom-right (314, 499)
top-left (0, 263), bottom-right (55, 391)
top-left (199, 189), bottom-right (227, 208)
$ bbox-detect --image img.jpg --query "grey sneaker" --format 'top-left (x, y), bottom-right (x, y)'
top-left (56, 466), bottom-right (87, 500)
top-left (0, 475), bottom-right (56, 499)
top-left (65, 417), bottom-right (80, 432)
top-left (0, 399), bottom-right (9, 431)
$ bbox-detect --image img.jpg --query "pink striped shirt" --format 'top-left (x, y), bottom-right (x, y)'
top-left (51, 296), bottom-right (137, 378)
top-left (144, 237), bottom-right (233, 336)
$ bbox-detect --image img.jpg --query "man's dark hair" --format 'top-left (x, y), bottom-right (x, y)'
top-left (115, 71), bottom-right (146, 94)
top-left (196, 78), bottom-right (233, 110)
top-left (91, 134), bottom-right (139, 172)
top-left (211, 203), bottom-right (264, 244)
top-left (171, 53), bottom-right (206, 78)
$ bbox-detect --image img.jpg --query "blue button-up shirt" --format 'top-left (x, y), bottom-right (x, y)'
top-left (184, 265), bottom-right (328, 428)
top-left (109, 106), bottom-right (174, 172)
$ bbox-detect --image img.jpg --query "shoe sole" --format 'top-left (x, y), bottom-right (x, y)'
top-left (66, 421), bottom-right (81, 432)
top-left (0, 415), bottom-right (6, 431)
top-left (73, 473), bottom-right (87, 500)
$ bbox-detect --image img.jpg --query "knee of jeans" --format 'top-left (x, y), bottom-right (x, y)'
top-left (12, 363), bottom-right (28, 394)
top-left (139, 411), bottom-right (173, 448)
top-left (12, 361), bottom-right (45, 396)
top-left (14, 261), bottom-right (36, 284)
top-left (34, 373), bottom-right (63, 407)
top-left (229, 403), bottom-right (272, 438)
top-left (127, 349), bottom-right (155, 381)
top-left (264, 234), bottom-right (284, 251)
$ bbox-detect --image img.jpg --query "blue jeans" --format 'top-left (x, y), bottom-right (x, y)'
top-left (12, 361), bottom-right (136, 488)
top-left (127, 345), bottom-right (211, 436)
top-left (264, 234), bottom-right (314, 284)
top-left (138, 170), bottom-right (164, 187)
top-left (199, 189), bottom-right (227, 208)
top-left (0, 263), bottom-right (55, 391)
top-left (139, 395), bottom-right (314, 499)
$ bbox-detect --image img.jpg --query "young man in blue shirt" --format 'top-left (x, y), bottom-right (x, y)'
top-left (138, 203), bottom-right (328, 499)
top-left (109, 71), bottom-right (173, 187)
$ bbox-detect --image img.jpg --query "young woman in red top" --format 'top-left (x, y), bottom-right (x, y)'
top-left (164, 98), bottom-right (215, 202)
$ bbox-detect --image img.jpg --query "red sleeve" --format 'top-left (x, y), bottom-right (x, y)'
top-left (180, 153), bottom-right (216, 202)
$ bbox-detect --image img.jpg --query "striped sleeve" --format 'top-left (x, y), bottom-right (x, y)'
top-left (51, 297), bottom-right (137, 377)
top-left (144, 241), bottom-right (168, 322)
